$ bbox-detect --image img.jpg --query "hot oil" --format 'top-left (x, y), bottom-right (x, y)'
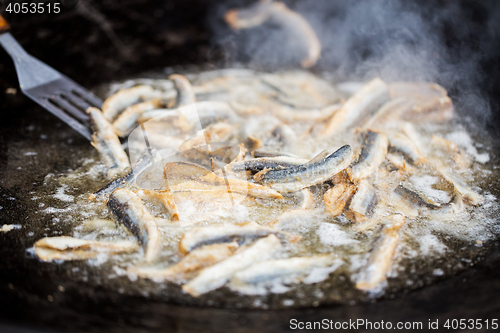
top-left (30, 69), bottom-right (500, 309)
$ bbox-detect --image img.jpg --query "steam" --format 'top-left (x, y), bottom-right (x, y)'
top-left (209, 0), bottom-right (500, 129)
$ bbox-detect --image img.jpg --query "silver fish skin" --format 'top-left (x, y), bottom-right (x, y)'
top-left (102, 85), bottom-right (164, 122)
top-left (388, 185), bottom-right (440, 219)
top-left (254, 145), bottom-right (354, 193)
top-left (423, 194), bottom-right (465, 220)
top-left (88, 107), bottom-right (131, 178)
top-left (182, 234), bottom-right (282, 297)
top-left (164, 162), bottom-right (283, 200)
top-left (89, 149), bottom-right (157, 201)
top-left (347, 130), bottom-right (388, 182)
top-left (345, 180), bottom-right (378, 223)
top-left (393, 185), bottom-right (441, 210)
top-left (230, 255), bottom-right (336, 285)
top-left (356, 215), bottom-right (405, 291)
top-left (169, 74), bottom-right (196, 107)
top-left (229, 156), bottom-right (309, 173)
top-left (386, 131), bottom-right (425, 165)
top-left (107, 189), bottom-right (161, 262)
top-left (424, 193), bottom-right (467, 222)
top-left (178, 221), bottom-right (298, 254)
top-left (321, 78), bottom-right (389, 137)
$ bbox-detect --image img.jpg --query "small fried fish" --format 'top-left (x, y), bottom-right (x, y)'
top-left (34, 236), bottom-right (139, 262)
top-left (129, 242), bottom-right (239, 282)
top-left (321, 78), bottom-right (389, 137)
top-left (107, 189), bottom-right (162, 262)
top-left (89, 149), bottom-right (157, 201)
top-left (182, 234), bottom-right (282, 296)
top-left (169, 74), bottom-right (196, 107)
top-left (324, 183), bottom-right (357, 217)
top-left (347, 130), bottom-right (388, 182)
top-left (113, 98), bottom-right (168, 137)
top-left (356, 215), bottom-right (405, 291)
top-left (254, 145), bottom-right (354, 193)
top-left (345, 180), bottom-right (378, 223)
top-left (386, 131), bottom-right (425, 165)
top-left (178, 221), bottom-right (298, 254)
top-left (102, 85), bottom-right (165, 121)
top-left (88, 107), bottom-right (131, 178)
top-left (230, 255), bottom-right (339, 290)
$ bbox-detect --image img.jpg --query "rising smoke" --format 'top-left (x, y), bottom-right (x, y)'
top-left (208, 0), bottom-right (500, 134)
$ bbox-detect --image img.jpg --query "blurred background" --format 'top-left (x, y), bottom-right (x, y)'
top-left (1, 0), bottom-right (500, 134)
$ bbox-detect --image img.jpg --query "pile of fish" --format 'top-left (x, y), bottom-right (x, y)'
top-left (33, 67), bottom-right (488, 300)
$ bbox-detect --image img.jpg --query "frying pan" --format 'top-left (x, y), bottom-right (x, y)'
top-left (1, 0), bottom-right (500, 332)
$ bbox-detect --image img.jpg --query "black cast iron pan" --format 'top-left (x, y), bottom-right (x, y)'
top-left (1, 1), bottom-right (500, 332)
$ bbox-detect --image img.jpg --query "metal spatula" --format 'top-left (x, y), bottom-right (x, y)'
top-left (0, 14), bottom-right (102, 141)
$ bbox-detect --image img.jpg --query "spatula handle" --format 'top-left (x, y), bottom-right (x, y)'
top-left (0, 14), bottom-right (10, 33)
